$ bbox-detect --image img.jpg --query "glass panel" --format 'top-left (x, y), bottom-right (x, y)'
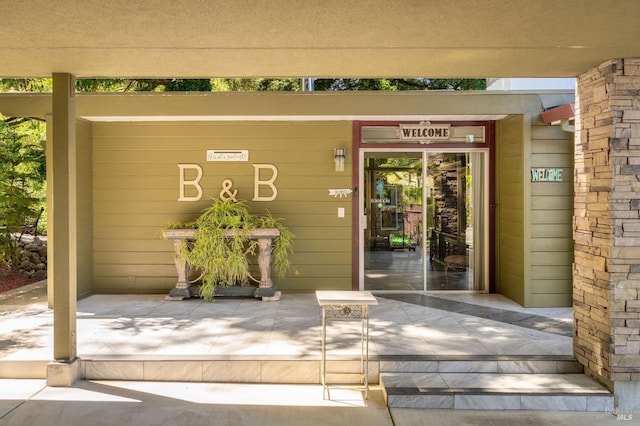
top-left (363, 153), bottom-right (424, 291)
top-left (426, 153), bottom-right (472, 290)
top-left (362, 150), bottom-right (486, 292)
top-left (470, 152), bottom-right (487, 291)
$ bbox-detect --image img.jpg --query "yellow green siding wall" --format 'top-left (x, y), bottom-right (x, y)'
top-left (92, 121), bottom-right (353, 294)
top-left (77, 120), bottom-right (94, 298)
top-left (496, 115), bottom-right (526, 305)
top-left (529, 116), bottom-right (574, 307)
top-left (497, 114), bottom-right (574, 307)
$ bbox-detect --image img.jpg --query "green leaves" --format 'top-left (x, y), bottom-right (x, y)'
top-left (255, 211), bottom-right (294, 279)
top-left (1, 78), bottom-right (485, 93)
top-left (171, 199), bottom-right (295, 301)
top-left (0, 117), bottom-right (46, 268)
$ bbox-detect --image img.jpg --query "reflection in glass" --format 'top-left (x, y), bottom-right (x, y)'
top-left (363, 151), bottom-right (485, 292)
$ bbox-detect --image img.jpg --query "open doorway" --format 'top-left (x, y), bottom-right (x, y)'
top-left (360, 149), bottom-right (488, 292)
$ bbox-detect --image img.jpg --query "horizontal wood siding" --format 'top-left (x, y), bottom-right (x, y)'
top-left (528, 116), bottom-right (574, 307)
top-left (76, 120), bottom-right (93, 298)
top-left (496, 115), bottom-right (525, 305)
top-left (92, 121), bottom-right (353, 294)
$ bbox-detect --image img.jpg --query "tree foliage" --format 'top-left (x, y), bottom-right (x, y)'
top-left (0, 79), bottom-right (52, 92)
top-left (0, 117), bottom-right (46, 268)
top-left (1, 77), bottom-right (485, 93)
top-left (313, 78), bottom-right (485, 91)
top-left (75, 78), bottom-right (213, 92)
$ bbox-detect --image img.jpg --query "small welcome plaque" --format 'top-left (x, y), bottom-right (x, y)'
top-left (531, 168), bottom-right (563, 182)
top-left (207, 150), bottom-right (249, 162)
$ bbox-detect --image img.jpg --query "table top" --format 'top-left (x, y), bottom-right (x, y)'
top-left (315, 291), bottom-right (378, 306)
top-left (163, 228), bottom-right (280, 240)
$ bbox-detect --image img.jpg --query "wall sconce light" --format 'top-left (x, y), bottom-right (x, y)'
top-left (334, 148), bottom-right (346, 172)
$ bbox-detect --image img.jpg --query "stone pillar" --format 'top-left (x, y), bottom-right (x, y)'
top-left (575, 58), bottom-right (640, 409)
top-left (48, 73), bottom-right (79, 386)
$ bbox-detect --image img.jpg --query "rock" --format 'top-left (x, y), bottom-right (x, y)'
top-left (14, 237), bottom-right (48, 280)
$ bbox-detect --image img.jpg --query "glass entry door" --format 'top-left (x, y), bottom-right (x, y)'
top-left (361, 150), bottom-right (487, 292)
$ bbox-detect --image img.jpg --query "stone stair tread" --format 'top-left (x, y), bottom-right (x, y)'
top-left (381, 372), bottom-right (611, 395)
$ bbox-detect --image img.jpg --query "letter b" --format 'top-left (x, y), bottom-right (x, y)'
top-left (178, 164), bottom-right (203, 201)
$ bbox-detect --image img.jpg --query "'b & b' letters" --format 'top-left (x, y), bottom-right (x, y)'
top-left (177, 163), bottom-right (278, 202)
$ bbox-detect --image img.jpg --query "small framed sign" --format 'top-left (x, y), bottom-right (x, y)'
top-left (207, 150), bottom-right (249, 162)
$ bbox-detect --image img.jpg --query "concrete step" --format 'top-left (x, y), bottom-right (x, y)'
top-left (0, 360), bottom-right (48, 379)
top-left (0, 357), bottom-right (371, 383)
top-left (78, 355), bottom-right (382, 385)
top-left (377, 354), bottom-right (583, 375)
top-left (1, 355), bottom-right (614, 413)
top-left (80, 357), bottom-right (369, 384)
top-left (0, 355), bottom-right (583, 381)
top-left (381, 372), bottom-right (613, 411)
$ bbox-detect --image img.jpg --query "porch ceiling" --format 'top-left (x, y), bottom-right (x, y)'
top-left (2, 1), bottom-right (640, 79)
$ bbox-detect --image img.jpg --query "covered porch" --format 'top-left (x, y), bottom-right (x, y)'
top-left (1, 0), bottom-right (640, 409)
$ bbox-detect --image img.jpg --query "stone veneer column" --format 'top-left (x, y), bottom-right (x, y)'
top-left (575, 58), bottom-right (640, 409)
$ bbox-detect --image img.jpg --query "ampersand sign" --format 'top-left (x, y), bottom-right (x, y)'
top-left (219, 179), bottom-right (238, 202)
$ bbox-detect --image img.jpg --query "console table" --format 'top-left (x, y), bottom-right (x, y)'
top-left (315, 290), bottom-right (378, 399)
top-left (163, 228), bottom-right (281, 301)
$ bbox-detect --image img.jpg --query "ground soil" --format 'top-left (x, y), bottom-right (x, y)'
top-left (0, 263), bottom-right (38, 293)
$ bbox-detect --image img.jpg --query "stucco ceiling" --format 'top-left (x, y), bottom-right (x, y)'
top-left (2, 1), bottom-right (640, 79)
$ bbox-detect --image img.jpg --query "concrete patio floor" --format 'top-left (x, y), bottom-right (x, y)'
top-left (0, 284), bottom-right (628, 425)
top-left (0, 284), bottom-right (574, 363)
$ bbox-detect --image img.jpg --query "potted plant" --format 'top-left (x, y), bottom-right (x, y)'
top-left (164, 198), bottom-right (294, 301)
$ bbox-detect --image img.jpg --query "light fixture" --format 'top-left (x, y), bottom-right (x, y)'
top-left (334, 148), bottom-right (346, 172)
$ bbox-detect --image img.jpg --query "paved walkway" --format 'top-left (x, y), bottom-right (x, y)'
top-left (0, 379), bottom-right (630, 426)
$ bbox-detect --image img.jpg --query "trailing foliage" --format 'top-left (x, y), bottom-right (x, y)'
top-left (256, 211), bottom-right (294, 279)
top-left (167, 198), bottom-right (294, 301)
top-left (0, 117), bottom-right (46, 268)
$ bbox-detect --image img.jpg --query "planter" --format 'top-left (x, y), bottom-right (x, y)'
top-left (163, 228), bottom-right (281, 301)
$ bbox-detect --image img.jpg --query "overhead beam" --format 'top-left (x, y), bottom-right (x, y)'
top-left (1, 1), bottom-right (640, 78)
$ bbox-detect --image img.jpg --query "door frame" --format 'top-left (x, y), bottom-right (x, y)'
top-left (351, 121), bottom-right (496, 292)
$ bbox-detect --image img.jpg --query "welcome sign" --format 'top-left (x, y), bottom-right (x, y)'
top-left (398, 124), bottom-right (451, 142)
top-left (531, 168), bottom-right (564, 182)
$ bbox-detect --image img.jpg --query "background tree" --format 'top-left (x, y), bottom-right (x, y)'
top-left (312, 78), bottom-right (485, 91)
top-left (2, 77), bottom-right (485, 93)
top-left (209, 78), bottom-right (485, 92)
top-left (0, 117), bottom-right (46, 268)
top-left (0, 79), bottom-right (52, 92)
top-left (75, 78), bottom-right (213, 92)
